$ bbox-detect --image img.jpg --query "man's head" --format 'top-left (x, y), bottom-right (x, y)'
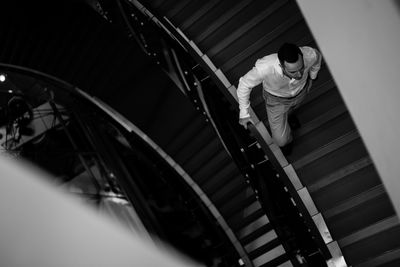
top-left (278, 43), bottom-right (304, 80)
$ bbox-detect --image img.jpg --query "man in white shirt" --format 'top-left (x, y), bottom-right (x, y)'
top-left (237, 43), bottom-right (322, 154)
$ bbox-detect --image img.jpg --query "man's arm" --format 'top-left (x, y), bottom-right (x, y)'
top-left (236, 66), bottom-right (264, 126)
top-left (309, 48), bottom-right (322, 80)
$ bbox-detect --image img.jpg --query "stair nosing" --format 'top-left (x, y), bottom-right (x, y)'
top-left (198, 162), bottom-right (238, 188)
top-left (355, 247), bottom-right (400, 267)
top-left (182, 138), bottom-right (222, 172)
top-left (294, 104), bottom-right (348, 138)
top-left (338, 215), bottom-right (400, 248)
top-left (308, 156), bottom-right (372, 193)
top-left (212, 181), bottom-right (250, 206)
top-left (180, 0), bottom-right (221, 31)
top-left (196, 0), bottom-right (254, 43)
top-left (292, 130), bottom-right (360, 170)
top-left (206, 0), bottom-right (289, 57)
top-left (240, 223), bottom-right (273, 245)
top-left (167, 1), bottom-right (192, 19)
top-left (323, 184), bottom-right (385, 219)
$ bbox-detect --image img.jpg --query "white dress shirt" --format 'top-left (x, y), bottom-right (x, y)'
top-left (237, 46), bottom-right (322, 119)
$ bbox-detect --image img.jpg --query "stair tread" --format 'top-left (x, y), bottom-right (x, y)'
top-left (240, 223), bottom-right (274, 245)
top-left (328, 192), bottom-right (395, 240)
top-left (289, 111), bottom-right (355, 161)
top-left (195, 0), bottom-right (254, 43)
top-left (181, 138), bottom-right (222, 173)
top-left (206, 0), bottom-right (289, 57)
top-left (211, 179), bottom-right (249, 206)
top-left (309, 156), bottom-right (372, 193)
top-left (180, 0), bottom-right (221, 31)
top-left (339, 215), bottom-right (399, 248)
top-left (220, 193), bottom-right (257, 218)
top-left (355, 247), bottom-right (400, 267)
top-left (294, 104), bottom-right (348, 138)
top-left (190, 149), bottom-right (231, 183)
top-left (324, 184), bottom-right (386, 219)
top-left (197, 162), bottom-right (239, 188)
top-left (311, 161), bottom-right (381, 212)
top-left (341, 219), bottom-right (400, 265)
top-left (293, 130), bottom-right (360, 170)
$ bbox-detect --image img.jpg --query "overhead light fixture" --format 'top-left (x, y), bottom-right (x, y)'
top-left (0, 74), bottom-right (6, 82)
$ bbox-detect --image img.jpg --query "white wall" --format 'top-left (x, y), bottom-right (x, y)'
top-left (296, 1), bottom-right (400, 218)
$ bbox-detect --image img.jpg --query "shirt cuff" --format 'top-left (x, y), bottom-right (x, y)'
top-left (309, 72), bottom-right (317, 80)
top-left (239, 108), bottom-right (250, 119)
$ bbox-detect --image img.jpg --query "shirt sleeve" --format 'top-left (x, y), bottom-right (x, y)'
top-left (309, 48), bottom-right (322, 80)
top-left (236, 66), bottom-right (264, 119)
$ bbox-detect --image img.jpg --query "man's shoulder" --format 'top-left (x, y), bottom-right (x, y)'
top-left (255, 53), bottom-right (278, 69)
top-left (300, 46), bottom-right (318, 59)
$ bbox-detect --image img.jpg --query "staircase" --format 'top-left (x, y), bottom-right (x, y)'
top-left (1, 0), bottom-right (399, 266)
top-left (128, 0), bottom-right (400, 266)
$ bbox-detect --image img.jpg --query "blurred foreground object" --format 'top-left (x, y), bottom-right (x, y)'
top-left (0, 155), bottom-right (203, 267)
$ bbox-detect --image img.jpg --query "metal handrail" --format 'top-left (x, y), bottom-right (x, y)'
top-left (246, 122), bottom-right (331, 259)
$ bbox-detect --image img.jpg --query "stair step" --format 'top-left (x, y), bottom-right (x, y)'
top-left (296, 76), bottom-right (335, 109)
top-left (294, 130), bottom-right (359, 170)
top-left (190, 148), bottom-right (230, 183)
top-left (327, 191), bottom-right (395, 240)
top-left (198, 163), bottom-right (239, 191)
top-left (250, 240), bottom-right (283, 262)
top-left (195, 0), bottom-right (254, 43)
top-left (275, 260), bottom-right (293, 267)
top-left (169, 0), bottom-right (210, 26)
top-left (293, 131), bottom-right (367, 186)
top-left (206, 0), bottom-right (291, 59)
top-left (251, 244), bottom-right (287, 267)
top-left (210, 177), bottom-right (248, 206)
top-left (237, 214), bottom-right (269, 239)
top-left (289, 111), bottom-right (355, 162)
top-left (245, 229), bottom-right (279, 254)
top-left (323, 185), bottom-right (386, 220)
top-left (165, 116), bottom-right (204, 155)
top-left (311, 158), bottom-right (381, 211)
top-left (150, 0), bottom-right (168, 9)
top-left (340, 217), bottom-right (400, 265)
top-left (230, 208), bottom-right (266, 233)
top-left (219, 191), bottom-right (257, 219)
top-left (173, 125), bottom-right (214, 164)
top-left (294, 104), bottom-right (347, 139)
top-left (181, 138), bottom-right (222, 173)
top-left (355, 247), bottom-right (400, 267)
top-left (179, 0), bottom-right (222, 31)
top-left (227, 200), bottom-right (263, 225)
top-left (240, 223), bottom-right (274, 245)
top-left (198, 0), bottom-right (282, 53)
top-left (159, 0), bottom-right (190, 19)
top-left (309, 156), bottom-right (372, 192)
top-left (295, 85), bottom-right (345, 125)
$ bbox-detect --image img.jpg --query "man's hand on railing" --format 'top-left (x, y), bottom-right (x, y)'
top-left (239, 117), bottom-right (254, 129)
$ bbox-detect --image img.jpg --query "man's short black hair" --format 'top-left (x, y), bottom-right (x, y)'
top-left (278, 43), bottom-right (302, 64)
